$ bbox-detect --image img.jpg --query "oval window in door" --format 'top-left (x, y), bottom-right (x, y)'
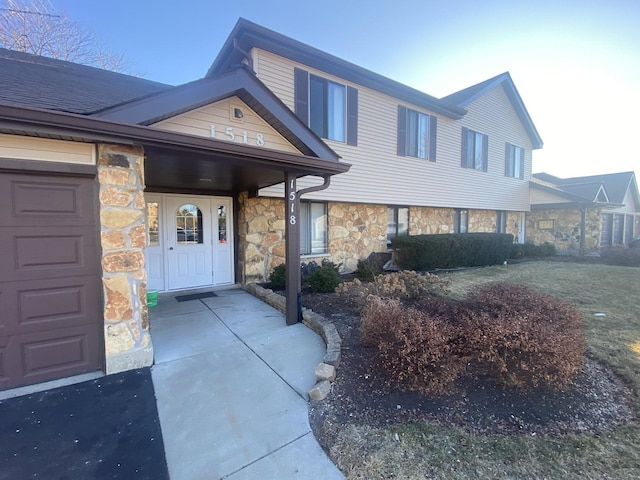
top-left (176, 204), bottom-right (203, 244)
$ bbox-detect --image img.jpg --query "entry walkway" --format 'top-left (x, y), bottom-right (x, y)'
top-left (150, 288), bottom-right (344, 480)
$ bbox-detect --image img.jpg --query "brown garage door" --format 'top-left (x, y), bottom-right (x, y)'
top-left (0, 171), bottom-right (103, 390)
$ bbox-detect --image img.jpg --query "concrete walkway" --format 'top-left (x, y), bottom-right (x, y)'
top-left (150, 288), bottom-right (344, 480)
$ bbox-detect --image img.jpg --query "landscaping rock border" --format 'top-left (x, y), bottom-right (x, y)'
top-left (244, 283), bottom-right (341, 401)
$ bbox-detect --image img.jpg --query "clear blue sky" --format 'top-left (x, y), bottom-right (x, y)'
top-left (55, 0), bottom-right (639, 180)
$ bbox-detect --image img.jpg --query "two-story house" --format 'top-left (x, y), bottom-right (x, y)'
top-left (205, 19), bottom-right (543, 283)
top-left (0, 18), bottom-right (541, 390)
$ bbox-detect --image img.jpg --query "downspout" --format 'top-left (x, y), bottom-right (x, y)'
top-left (232, 38), bottom-right (254, 72)
top-left (284, 175), bottom-right (332, 325)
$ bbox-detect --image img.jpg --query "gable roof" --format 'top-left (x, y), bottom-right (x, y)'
top-left (531, 171), bottom-right (639, 209)
top-left (546, 172), bottom-right (637, 205)
top-left (442, 72), bottom-right (543, 149)
top-left (207, 18), bottom-right (467, 120)
top-left (0, 48), bottom-right (170, 114)
top-left (559, 182), bottom-right (609, 203)
top-left (95, 66), bottom-right (339, 160)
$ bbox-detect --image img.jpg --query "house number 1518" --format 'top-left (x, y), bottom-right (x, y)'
top-left (210, 125), bottom-right (265, 147)
top-left (288, 179), bottom-right (296, 225)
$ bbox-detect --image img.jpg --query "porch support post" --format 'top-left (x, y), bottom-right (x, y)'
top-left (284, 172), bottom-right (302, 325)
top-left (579, 206), bottom-right (587, 255)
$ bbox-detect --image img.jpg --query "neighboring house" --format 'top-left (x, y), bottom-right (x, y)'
top-left (0, 18), bottom-right (542, 391)
top-left (528, 172), bottom-right (640, 253)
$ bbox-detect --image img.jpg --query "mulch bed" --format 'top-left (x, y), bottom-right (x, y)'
top-left (302, 290), bottom-right (635, 443)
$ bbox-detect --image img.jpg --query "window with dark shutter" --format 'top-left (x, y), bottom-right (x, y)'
top-left (461, 128), bottom-right (488, 171)
top-left (505, 143), bottom-right (525, 179)
top-left (397, 106), bottom-right (437, 160)
top-left (296, 70), bottom-right (356, 143)
top-left (294, 68), bottom-right (309, 125)
top-left (397, 105), bottom-right (407, 156)
top-left (347, 86), bottom-right (358, 146)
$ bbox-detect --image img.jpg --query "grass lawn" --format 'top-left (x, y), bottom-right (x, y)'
top-left (330, 261), bottom-right (640, 479)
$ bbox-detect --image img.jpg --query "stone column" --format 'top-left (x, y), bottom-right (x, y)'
top-left (98, 144), bottom-right (153, 374)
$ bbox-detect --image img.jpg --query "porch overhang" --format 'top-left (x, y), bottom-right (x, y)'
top-left (0, 103), bottom-right (350, 193)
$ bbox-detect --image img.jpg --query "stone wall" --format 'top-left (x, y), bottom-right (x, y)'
top-left (240, 197), bottom-right (528, 281)
top-left (410, 208), bottom-right (522, 239)
top-left (469, 209), bottom-right (497, 233)
top-left (327, 203), bottom-right (387, 271)
top-left (98, 144), bottom-right (152, 374)
top-left (526, 207), bottom-right (601, 253)
top-left (409, 207), bottom-right (453, 234)
top-left (239, 196), bottom-right (388, 281)
top-left (505, 212), bottom-right (523, 240)
top-left (238, 192), bottom-right (286, 284)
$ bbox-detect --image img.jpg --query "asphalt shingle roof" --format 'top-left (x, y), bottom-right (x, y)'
top-left (0, 48), bottom-right (171, 114)
top-left (534, 172), bottom-right (636, 205)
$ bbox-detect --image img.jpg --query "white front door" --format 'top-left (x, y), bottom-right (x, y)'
top-left (213, 199), bottom-right (234, 285)
top-left (166, 196), bottom-right (214, 290)
top-left (145, 194), bottom-right (234, 292)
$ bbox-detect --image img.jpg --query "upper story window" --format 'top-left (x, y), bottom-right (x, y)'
top-left (294, 68), bottom-right (358, 145)
top-left (310, 75), bottom-right (345, 142)
top-left (505, 143), bottom-right (525, 179)
top-left (461, 127), bottom-right (488, 172)
top-left (397, 106), bottom-right (437, 160)
top-left (387, 206), bottom-right (409, 245)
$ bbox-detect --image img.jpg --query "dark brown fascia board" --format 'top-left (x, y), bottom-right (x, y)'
top-left (531, 202), bottom-right (624, 211)
top-left (208, 18), bottom-right (467, 120)
top-left (445, 73), bottom-right (543, 149)
top-left (0, 103), bottom-right (350, 177)
top-left (530, 202), bottom-right (588, 210)
top-left (94, 66), bottom-right (339, 161)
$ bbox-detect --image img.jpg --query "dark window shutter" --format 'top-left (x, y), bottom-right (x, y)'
top-left (397, 105), bottom-right (407, 156)
top-left (482, 133), bottom-right (489, 172)
top-left (294, 68), bottom-right (309, 125)
top-left (429, 115), bottom-right (437, 162)
top-left (461, 127), bottom-right (469, 168)
top-left (519, 147), bottom-right (525, 179)
top-left (347, 86), bottom-right (358, 146)
top-left (505, 143), bottom-right (511, 176)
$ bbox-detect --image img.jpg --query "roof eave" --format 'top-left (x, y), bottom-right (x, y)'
top-left (208, 19), bottom-right (467, 120)
top-left (0, 103), bottom-right (350, 177)
top-left (93, 67), bottom-right (340, 161)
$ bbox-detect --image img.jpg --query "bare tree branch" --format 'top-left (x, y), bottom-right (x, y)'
top-left (0, 0), bottom-right (131, 72)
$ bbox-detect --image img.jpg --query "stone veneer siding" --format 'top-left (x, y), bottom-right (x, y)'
top-left (240, 195), bottom-right (523, 282)
top-left (98, 144), bottom-right (152, 374)
top-left (239, 195), bottom-right (388, 282)
top-left (526, 207), bottom-right (601, 253)
top-left (410, 207), bottom-right (522, 239)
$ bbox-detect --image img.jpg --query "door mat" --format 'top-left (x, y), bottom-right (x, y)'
top-left (175, 291), bottom-right (217, 302)
top-left (0, 368), bottom-right (169, 480)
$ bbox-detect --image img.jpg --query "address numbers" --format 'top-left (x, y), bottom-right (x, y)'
top-left (210, 125), bottom-right (265, 147)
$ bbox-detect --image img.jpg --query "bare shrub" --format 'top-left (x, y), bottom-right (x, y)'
top-left (463, 282), bottom-right (586, 390)
top-left (361, 296), bottom-right (466, 395)
top-left (600, 247), bottom-right (640, 267)
top-left (336, 270), bottom-right (451, 310)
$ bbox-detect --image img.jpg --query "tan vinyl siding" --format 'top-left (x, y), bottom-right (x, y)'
top-left (530, 186), bottom-right (573, 205)
top-left (0, 134), bottom-right (95, 164)
top-left (609, 188), bottom-right (638, 215)
top-left (152, 97), bottom-right (301, 154)
top-left (253, 49), bottom-right (531, 212)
